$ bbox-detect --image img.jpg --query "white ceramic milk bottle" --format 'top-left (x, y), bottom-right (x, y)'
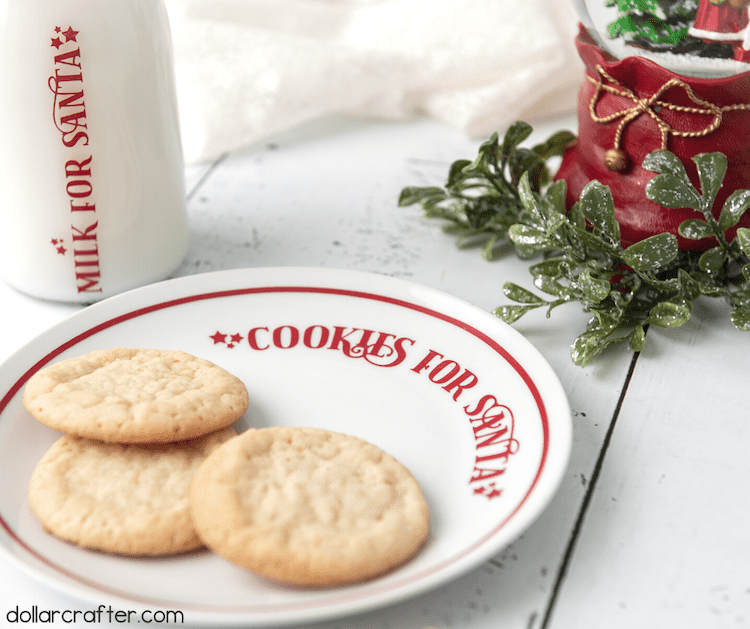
top-left (0, 0), bottom-right (188, 302)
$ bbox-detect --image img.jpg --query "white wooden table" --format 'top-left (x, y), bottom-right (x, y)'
top-left (1, 115), bottom-right (748, 628)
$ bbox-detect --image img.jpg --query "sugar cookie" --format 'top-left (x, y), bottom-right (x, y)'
top-left (23, 348), bottom-right (249, 443)
top-left (28, 428), bottom-right (236, 556)
top-left (190, 426), bottom-right (430, 586)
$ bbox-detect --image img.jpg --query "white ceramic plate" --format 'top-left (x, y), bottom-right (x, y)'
top-left (0, 267), bottom-right (571, 627)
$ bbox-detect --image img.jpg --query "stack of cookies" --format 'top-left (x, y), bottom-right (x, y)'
top-left (24, 347), bottom-right (431, 587)
top-left (24, 347), bottom-right (249, 557)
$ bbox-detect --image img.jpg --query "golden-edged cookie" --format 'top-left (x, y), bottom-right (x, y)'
top-left (28, 428), bottom-right (236, 556)
top-left (190, 426), bottom-right (430, 586)
top-left (23, 348), bottom-right (249, 443)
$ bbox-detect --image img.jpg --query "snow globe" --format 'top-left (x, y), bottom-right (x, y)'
top-left (558, 0), bottom-right (750, 250)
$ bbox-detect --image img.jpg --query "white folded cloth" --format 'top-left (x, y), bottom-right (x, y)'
top-left (163, 0), bottom-right (582, 163)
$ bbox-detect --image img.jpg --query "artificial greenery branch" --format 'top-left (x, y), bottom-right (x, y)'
top-left (398, 121), bottom-right (750, 366)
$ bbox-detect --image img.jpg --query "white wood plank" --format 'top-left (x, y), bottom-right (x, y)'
top-left (171, 116), bottom-right (638, 629)
top-left (3, 114), bottom-right (744, 628)
top-left (547, 298), bottom-right (750, 627)
top-left (0, 115), bottom-right (639, 629)
top-left (184, 160), bottom-right (215, 197)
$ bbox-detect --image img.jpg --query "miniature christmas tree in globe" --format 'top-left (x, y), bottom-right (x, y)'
top-left (606, 0), bottom-right (699, 53)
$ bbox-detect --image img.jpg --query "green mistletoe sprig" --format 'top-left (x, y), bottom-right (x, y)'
top-left (398, 121), bottom-right (750, 366)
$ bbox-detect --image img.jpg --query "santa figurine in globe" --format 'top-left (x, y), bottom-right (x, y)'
top-left (689, 0), bottom-right (750, 62)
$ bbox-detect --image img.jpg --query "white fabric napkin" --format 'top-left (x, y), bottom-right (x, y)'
top-left (163, 0), bottom-right (582, 164)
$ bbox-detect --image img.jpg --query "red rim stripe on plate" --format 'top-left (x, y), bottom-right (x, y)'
top-left (0, 285), bottom-right (551, 614)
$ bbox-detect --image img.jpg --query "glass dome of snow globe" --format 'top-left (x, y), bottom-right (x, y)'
top-left (574, 0), bottom-right (750, 77)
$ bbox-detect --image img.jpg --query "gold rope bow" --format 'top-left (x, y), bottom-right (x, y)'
top-left (587, 64), bottom-right (750, 171)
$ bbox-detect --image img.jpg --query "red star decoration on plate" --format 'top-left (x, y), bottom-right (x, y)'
top-left (51, 238), bottom-right (60, 245)
top-left (209, 331), bottom-right (227, 344)
top-left (51, 37), bottom-right (63, 49)
top-left (473, 483), bottom-right (502, 500)
top-left (230, 333), bottom-right (243, 344)
top-left (62, 27), bottom-right (79, 42)
top-left (56, 245), bottom-right (67, 255)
